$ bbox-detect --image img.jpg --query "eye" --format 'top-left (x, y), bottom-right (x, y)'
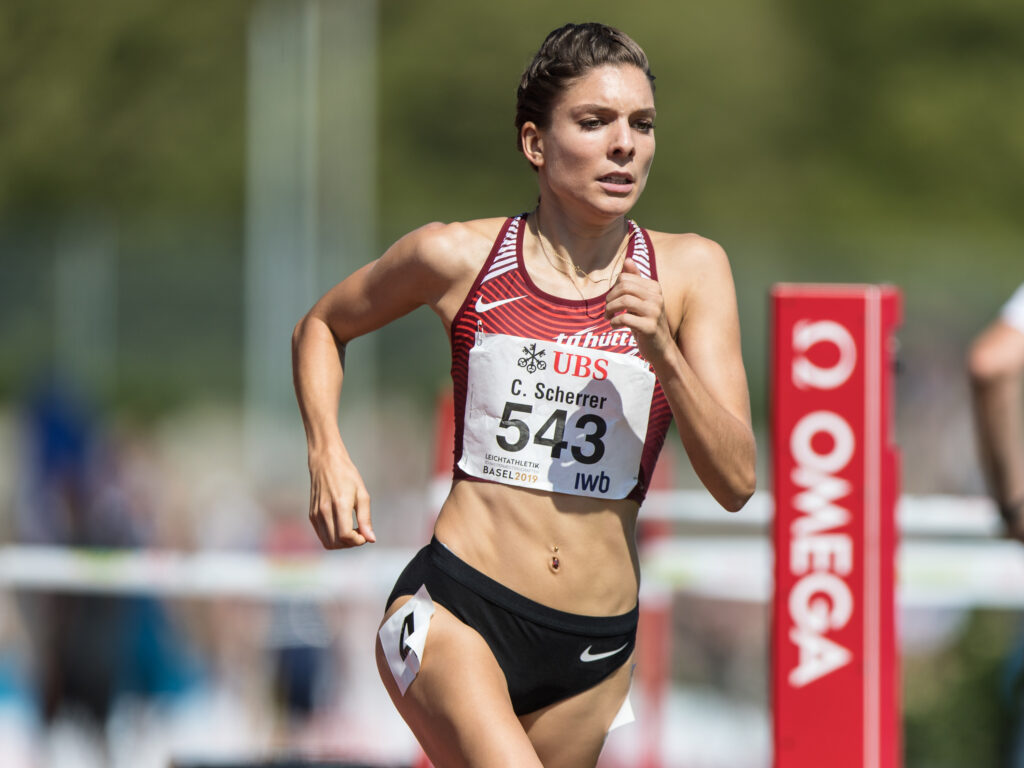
top-left (634, 119), bottom-right (655, 134)
top-left (579, 118), bottom-right (604, 131)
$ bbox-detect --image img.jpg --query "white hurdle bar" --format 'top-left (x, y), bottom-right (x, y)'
top-left (0, 490), bottom-right (1017, 607)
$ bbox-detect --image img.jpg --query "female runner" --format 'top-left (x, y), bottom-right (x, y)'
top-left (292, 22), bottom-right (756, 768)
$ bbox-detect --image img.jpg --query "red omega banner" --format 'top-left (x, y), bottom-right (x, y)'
top-left (771, 284), bottom-right (902, 768)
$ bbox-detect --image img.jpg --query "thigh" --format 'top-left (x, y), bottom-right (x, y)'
top-left (376, 596), bottom-right (543, 768)
top-left (519, 654), bottom-right (635, 768)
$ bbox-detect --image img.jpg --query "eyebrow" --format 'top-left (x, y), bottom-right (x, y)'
top-left (571, 103), bottom-right (657, 117)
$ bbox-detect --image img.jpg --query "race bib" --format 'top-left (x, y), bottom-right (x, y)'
top-left (458, 332), bottom-right (655, 499)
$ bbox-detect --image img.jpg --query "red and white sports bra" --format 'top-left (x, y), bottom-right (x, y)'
top-left (449, 214), bottom-right (672, 504)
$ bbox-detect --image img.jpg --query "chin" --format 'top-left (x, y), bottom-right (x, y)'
top-left (593, 195), bottom-right (638, 218)
top-left (552, 186), bottom-right (641, 221)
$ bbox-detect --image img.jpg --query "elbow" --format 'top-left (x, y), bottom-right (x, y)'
top-left (718, 442), bottom-right (757, 513)
top-left (292, 312), bottom-right (342, 355)
top-left (291, 315), bottom-right (306, 351)
top-left (720, 470), bottom-right (756, 513)
top-left (291, 314), bottom-right (315, 365)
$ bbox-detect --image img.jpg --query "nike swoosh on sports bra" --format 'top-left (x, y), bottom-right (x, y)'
top-left (449, 214), bottom-right (672, 504)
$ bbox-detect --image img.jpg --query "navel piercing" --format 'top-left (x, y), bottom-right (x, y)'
top-left (550, 545), bottom-right (561, 573)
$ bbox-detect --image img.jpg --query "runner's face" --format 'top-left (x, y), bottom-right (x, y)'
top-left (537, 64), bottom-right (655, 220)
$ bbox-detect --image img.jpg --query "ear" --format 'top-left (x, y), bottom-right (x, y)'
top-left (520, 122), bottom-right (544, 169)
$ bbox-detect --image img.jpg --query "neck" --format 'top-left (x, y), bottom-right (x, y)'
top-left (533, 203), bottom-right (630, 276)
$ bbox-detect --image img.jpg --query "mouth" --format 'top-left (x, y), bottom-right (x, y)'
top-left (597, 172), bottom-right (634, 184)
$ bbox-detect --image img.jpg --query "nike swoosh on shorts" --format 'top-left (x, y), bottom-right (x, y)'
top-left (475, 295), bottom-right (527, 313)
top-left (579, 643), bottom-right (629, 663)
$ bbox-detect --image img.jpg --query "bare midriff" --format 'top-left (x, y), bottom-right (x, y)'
top-left (433, 478), bottom-right (641, 617)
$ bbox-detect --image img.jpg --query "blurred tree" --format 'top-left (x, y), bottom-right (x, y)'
top-left (0, 1), bottom-right (249, 409)
top-left (781, 0), bottom-right (1024, 235)
top-left (903, 610), bottom-right (1021, 768)
top-left (0, 0), bottom-right (248, 218)
top-left (0, 0), bottom-right (1021, 418)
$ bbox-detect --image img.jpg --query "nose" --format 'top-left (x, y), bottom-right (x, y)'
top-left (609, 118), bottom-right (635, 158)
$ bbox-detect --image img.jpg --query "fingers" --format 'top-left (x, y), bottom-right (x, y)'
top-left (605, 293), bottom-right (651, 326)
top-left (310, 491), bottom-right (350, 549)
top-left (308, 471), bottom-right (374, 550)
top-left (620, 257), bottom-right (642, 276)
top-left (608, 258), bottom-right (655, 300)
top-left (353, 487), bottom-right (376, 543)
top-left (605, 268), bottom-right (661, 329)
top-left (606, 258), bottom-right (672, 357)
top-left (608, 258), bottom-right (644, 306)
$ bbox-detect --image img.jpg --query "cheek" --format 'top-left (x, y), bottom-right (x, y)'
top-left (639, 141), bottom-right (656, 173)
top-left (635, 150), bottom-right (655, 192)
top-left (548, 132), bottom-right (602, 164)
top-left (555, 147), bottom-right (591, 169)
top-left (546, 150), bottom-right (590, 183)
top-left (641, 136), bottom-right (656, 161)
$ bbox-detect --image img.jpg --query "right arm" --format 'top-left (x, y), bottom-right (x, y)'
top-left (968, 314), bottom-right (1024, 541)
top-left (292, 221), bottom-right (480, 549)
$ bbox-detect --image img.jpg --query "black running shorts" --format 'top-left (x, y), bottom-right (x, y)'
top-left (386, 537), bottom-right (637, 715)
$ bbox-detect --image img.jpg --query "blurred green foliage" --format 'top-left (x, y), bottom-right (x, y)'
top-left (0, 1), bottom-right (247, 216)
top-left (903, 610), bottom-right (1024, 768)
top-left (0, 0), bottom-right (1022, 417)
top-left (0, 1), bottom-right (248, 411)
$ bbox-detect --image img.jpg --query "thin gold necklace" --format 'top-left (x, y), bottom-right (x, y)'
top-left (532, 212), bottom-right (633, 288)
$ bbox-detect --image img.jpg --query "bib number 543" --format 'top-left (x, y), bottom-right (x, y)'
top-left (495, 402), bottom-right (606, 464)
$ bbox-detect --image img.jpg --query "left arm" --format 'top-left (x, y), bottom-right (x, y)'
top-left (605, 238), bottom-right (756, 511)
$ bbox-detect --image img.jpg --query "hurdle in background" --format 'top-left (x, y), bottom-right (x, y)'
top-left (772, 284), bottom-right (902, 768)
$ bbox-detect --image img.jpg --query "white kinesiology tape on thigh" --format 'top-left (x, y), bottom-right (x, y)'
top-left (379, 584), bottom-right (435, 695)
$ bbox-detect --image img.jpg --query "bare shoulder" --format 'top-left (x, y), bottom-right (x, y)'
top-left (401, 217), bottom-right (507, 280)
top-left (646, 230), bottom-right (731, 276)
top-left (645, 230), bottom-right (736, 307)
top-left (384, 217), bottom-right (506, 319)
